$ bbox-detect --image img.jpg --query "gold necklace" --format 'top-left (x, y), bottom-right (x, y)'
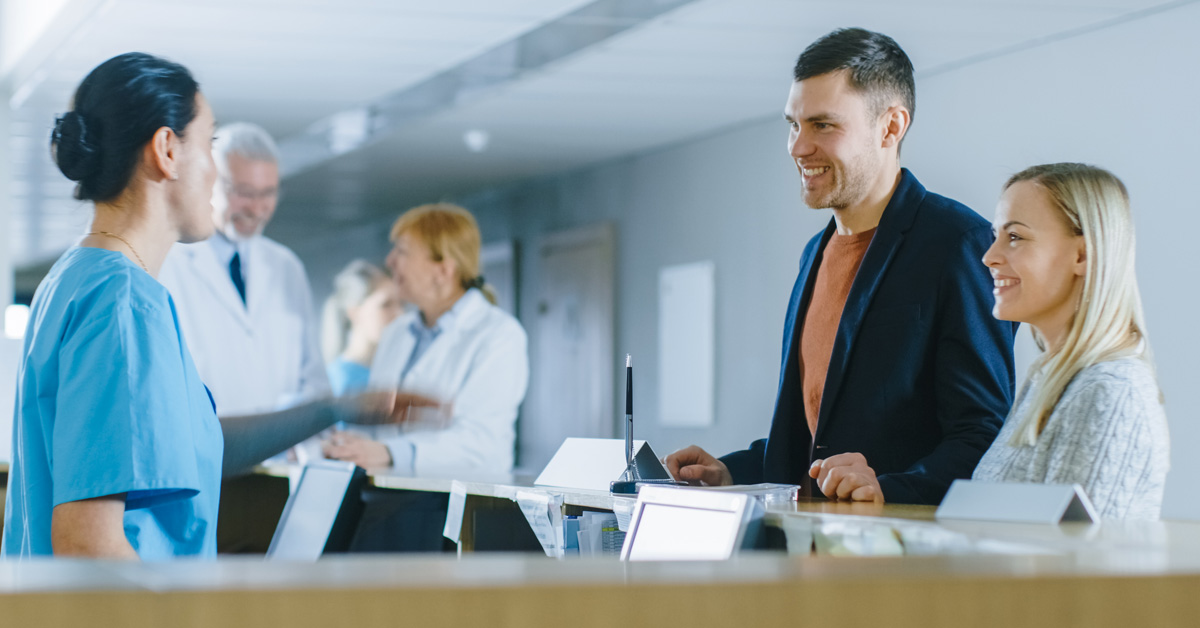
top-left (87, 231), bottom-right (149, 273)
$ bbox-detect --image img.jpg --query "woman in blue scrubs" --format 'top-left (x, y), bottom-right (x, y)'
top-left (0, 53), bottom-right (431, 560)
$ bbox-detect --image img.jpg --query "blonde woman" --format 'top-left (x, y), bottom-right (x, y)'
top-left (323, 203), bottom-right (528, 473)
top-left (973, 163), bottom-right (1168, 519)
top-left (321, 260), bottom-right (405, 395)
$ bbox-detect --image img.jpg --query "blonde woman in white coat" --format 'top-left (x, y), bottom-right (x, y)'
top-left (323, 203), bottom-right (528, 474)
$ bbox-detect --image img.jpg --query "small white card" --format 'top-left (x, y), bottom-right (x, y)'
top-left (534, 438), bottom-right (670, 491)
top-left (935, 479), bottom-right (1098, 524)
top-left (441, 481), bottom-right (468, 544)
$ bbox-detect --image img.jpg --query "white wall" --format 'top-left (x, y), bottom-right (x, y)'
top-left (455, 121), bottom-right (814, 467)
top-left (436, 4), bottom-right (1199, 516)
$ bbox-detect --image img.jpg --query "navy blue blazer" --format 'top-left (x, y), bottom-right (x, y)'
top-left (721, 169), bottom-right (1017, 505)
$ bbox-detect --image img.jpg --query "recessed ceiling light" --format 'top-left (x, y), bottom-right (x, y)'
top-left (463, 129), bottom-right (490, 153)
top-left (328, 108), bottom-right (373, 156)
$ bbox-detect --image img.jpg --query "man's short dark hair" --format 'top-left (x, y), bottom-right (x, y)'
top-left (793, 28), bottom-right (915, 123)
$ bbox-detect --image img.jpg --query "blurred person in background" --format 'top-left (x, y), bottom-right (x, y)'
top-left (321, 203), bottom-right (527, 554)
top-left (158, 122), bottom-right (328, 418)
top-left (323, 203), bottom-right (527, 474)
top-left (321, 259), bottom-right (405, 396)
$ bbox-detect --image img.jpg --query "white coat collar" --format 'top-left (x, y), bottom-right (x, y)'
top-left (206, 230), bottom-right (246, 267)
top-left (173, 236), bottom-right (275, 328)
top-left (417, 288), bottom-right (487, 335)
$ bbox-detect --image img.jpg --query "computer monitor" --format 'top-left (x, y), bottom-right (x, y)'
top-left (620, 486), bottom-right (764, 561)
top-left (266, 460), bottom-right (365, 561)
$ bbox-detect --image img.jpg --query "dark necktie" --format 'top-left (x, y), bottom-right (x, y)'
top-left (229, 251), bottom-right (247, 305)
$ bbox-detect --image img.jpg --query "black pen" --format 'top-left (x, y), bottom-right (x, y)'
top-left (625, 354), bottom-right (633, 475)
top-left (611, 353), bottom-right (685, 494)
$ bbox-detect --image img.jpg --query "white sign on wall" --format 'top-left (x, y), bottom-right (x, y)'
top-left (658, 261), bottom-right (714, 428)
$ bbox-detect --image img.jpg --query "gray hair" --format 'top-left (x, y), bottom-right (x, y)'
top-left (321, 259), bottom-right (388, 362)
top-left (213, 122), bottom-right (279, 172)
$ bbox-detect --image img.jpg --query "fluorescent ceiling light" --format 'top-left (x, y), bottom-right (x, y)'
top-left (328, 108), bottom-right (373, 156)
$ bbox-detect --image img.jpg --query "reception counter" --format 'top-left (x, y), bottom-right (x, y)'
top-left (6, 465), bottom-right (1200, 627)
top-left (2, 546), bottom-right (1200, 627)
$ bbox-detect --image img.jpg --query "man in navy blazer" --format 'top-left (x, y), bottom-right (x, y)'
top-left (666, 28), bottom-right (1016, 505)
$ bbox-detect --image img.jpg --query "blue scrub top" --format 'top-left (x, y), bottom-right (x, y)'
top-left (1, 247), bottom-right (224, 560)
top-left (326, 357), bottom-right (370, 396)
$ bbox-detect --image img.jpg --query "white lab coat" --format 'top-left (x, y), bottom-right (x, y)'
top-left (367, 288), bottom-right (528, 474)
top-left (158, 236), bottom-right (329, 416)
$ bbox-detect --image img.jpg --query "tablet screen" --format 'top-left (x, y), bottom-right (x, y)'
top-left (267, 463), bottom-right (355, 561)
top-left (625, 503), bottom-right (743, 561)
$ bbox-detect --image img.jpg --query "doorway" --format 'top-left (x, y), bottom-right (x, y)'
top-left (521, 224), bottom-right (615, 472)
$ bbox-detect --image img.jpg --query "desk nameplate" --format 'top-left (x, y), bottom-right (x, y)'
top-left (936, 480), bottom-right (1097, 525)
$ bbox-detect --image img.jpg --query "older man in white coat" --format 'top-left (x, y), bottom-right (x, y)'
top-left (159, 122), bottom-right (328, 419)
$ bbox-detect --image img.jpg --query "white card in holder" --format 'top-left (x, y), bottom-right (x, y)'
top-left (935, 479), bottom-right (1098, 524)
top-left (534, 438), bottom-right (670, 491)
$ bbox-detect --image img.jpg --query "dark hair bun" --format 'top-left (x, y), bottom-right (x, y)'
top-left (52, 111), bottom-right (101, 182)
top-left (52, 52), bottom-right (199, 202)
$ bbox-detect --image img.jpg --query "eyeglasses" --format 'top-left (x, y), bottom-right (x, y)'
top-left (224, 182), bottom-right (279, 202)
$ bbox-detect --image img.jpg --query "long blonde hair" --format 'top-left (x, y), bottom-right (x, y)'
top-left (1007, 163), bottom-right (1157, 446)
top-left (390, 203), bottom-right (498, 305)
top-left (321, 259), bottom-right (387, 362)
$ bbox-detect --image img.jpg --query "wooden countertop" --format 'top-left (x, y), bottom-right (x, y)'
top-left (7, 467), bottom-right (1200, 626)
top-left (4, 551), bottom-right (1200, 627)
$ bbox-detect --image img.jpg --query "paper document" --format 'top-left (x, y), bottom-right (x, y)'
top-left (516, 490), bottom-right (564, 558)
top-left (577, 511), bottom-right (625, 556)
top-left (813, 520), bottom-right (904, 557)
top-left (612, 496), bottom-right (636, 532)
